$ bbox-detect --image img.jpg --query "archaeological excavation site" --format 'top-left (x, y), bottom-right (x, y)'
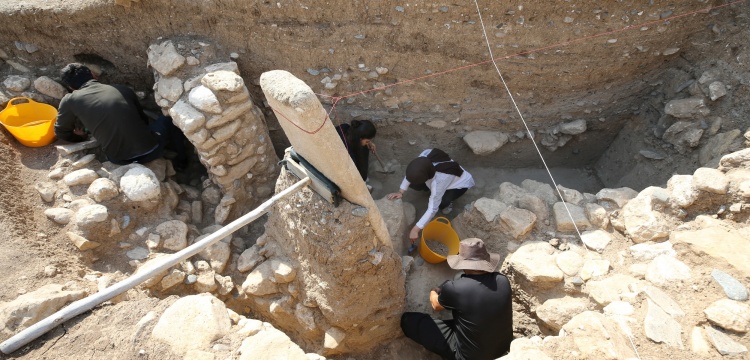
top-left (1, 0), bottom-right (750, 359)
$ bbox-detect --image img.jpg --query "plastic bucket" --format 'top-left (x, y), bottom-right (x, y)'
top-left (419, 217), bottom-right (460, 264)
top-left (0, 97), bottom-right (58, 147)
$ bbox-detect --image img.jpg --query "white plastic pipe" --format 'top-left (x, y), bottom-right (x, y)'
top-left (0, 177), bottom-right (310, 354)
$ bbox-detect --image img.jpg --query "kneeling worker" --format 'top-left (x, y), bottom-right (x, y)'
top-left (401, 238), bottom-right (513, 360)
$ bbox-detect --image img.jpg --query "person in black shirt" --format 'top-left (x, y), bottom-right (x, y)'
top-left (336, 120), bottom-right (377, 181)
top-left (401, 238), bottom-right (513, 360)
top-left (54, 63), bottom-right (186, 169)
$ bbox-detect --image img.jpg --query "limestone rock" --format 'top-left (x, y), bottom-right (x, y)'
top-left (189, 85), bottom-right (222, 114)
top-left (120, 166), bottom-right (161, 202)
top-left (87, 178), bottom-right (119, 202)
top-left (663, 121), bottom-right (703, 151)
top-left (148, 41), bottom-right (186, 76)
top-left (629, 241), bottom-right (676, 261)
top-left (664, 97), bottom-right (709, 118)
top-left (473, 197), bottom-right (508, 222)
top-left (704, 326), bottom-right (748, 356)
top-left (690, 326), bottom-right (712, 354)
top-left (44, 208), bottom-right (73, 225)
top-left (170, 100), bottom-right (206, 133)
top-left (194, 270), bottom-right (218, 293)
top-left (720, 148), bottom-right (750, 170)
top-left (644, 299), bottom-right (684, 349)
top-left (324, 326), bottom-right (346, 351)
top-left (646, 255), bottom-right (691, 286)
top-left (463, 131), bottom-right (509, 155)
top-left (508, 241), bottom-right (563, 286)
top-left (242, 262), bottom-right (279, 296)
top-left (498, 207), bottom-right (536, 239)
top-left (700, 130), bottom-right (742, 166)
top-left (595, 187), bottom-right (638, 208)
top-left (536, 297), bottom-right (589, 332)
top-left (559, 119), bottom-right (587, 135)
top-left (644, 285), bottom-right (685, 318)
top-left (151, 294), bottom-right (231, 353)
top-left (197, 235), bottom-right (231, 273)
top-left (202, 70), bottom-right (244, 92)
top-left (160, 269), bottom-right (186, 290)
top-left (557, 185), bottom-right (583, 205)
top-left (33, 76), bottom-right (67, 99)
top-left (561, 311), bottom-right (636, 359)
top-left (155, 220), bottom-right (189, 251)
top-left (622, 187), bottom-right (670, 243)
top-left (579, 259), bottom-right (611, 281)
top-left (66, 232), bottom-right (100, 250)
top-left (585, 203), bottom-right (609, 229)
top-left (237, 326), bottom-right (307, 360)
top-left (237, 245), bottom-right (264, 272)
top-left (0, 284), bottom-right (87, 338)
top-left (271, 258), bottom-right (297, 283)
top-left (374, 197), bottom-right (407, 255)
top-left (708, 81), bottom-right (727, 101)
top-left (711, 269), bottom-right (749, 301)
top-left (704, 299), bottom-right (750, 333)
top-left (521, 179), bottom-right (558, 205)
top-left (34, 182), bottom-right (57, 202)
top-left (75, 204), bottom-right (108, 227)
top-left (517, 194), bottom-right (549, 224)
top-left (553, 202), bottom-right (590, 232)
top-left (666, 175), bottom-right (698, 208)
top-left (156, 76), bottom-right (183, 102)
top-left (3, 75), bottom-right (30, 92)
top-left (63, 169), bottom-right (99, 186)
top-left (692, 167), bottom-right (728, 194)
top-left (555, 251), bottom-right (584, 276)
top-left (580, 230), bottom-right (612, 252)
top-left (501, 338), bottom-right (553, 360)
top-left (586, 274), bottom-right (638, 306)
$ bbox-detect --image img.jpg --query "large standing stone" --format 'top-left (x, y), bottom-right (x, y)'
top-left (664, 97), bottom-right (709, 118)
top-left (148, 41), bottom-right (186, 76)
top-left (33, 76), bottom-right (67, 99)
top-left (463, 131), bottom-right (509, 155)
top-left (536, 297), bottom-right (589, 332)
top-left (120, 166), bottom-right (161, 202)
top-left (644, 299), bottom-right (684, 349)
top-left (63, 169), bottom-right (99, 186)
top-left (0, 284), bottom-right (87, 339)
top-left (580, 230), bottom-right (612, 252)
top-left (561, 311), bottom-right (636, 359)
top-left (237, 326), bottom-right (308, 360)
top-left (498, 207), bottom-right (536, 239)
top-left (75, 204), bottom-right (108, 227)
top-left (507, 241), bottom-right (564, 287)
top-left (595, 187), bottom-right (638, 208)
top-left (622, 188), bottom-right (670, 243)
top-left (151, 294), bottom-right (231, 353)
top-left (155, 220), bottom-right (188, 251)
top-left (553, 202), bottom-right (590, 232)
top-left (703, 299), bottom-right (750, 332)
top-left (87, 178), bottom-right (119, 202)
top-left (646, 255), bottom-right (691, 286)
top-left (704, 326), bottom-right (748, 356)
top-left (711, 269), bottom-right (749, 301)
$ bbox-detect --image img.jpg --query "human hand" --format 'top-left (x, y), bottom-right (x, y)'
top-left (73, 127), bottom-right (87, 137)
top-left (367, 141), bottom-right (377, 153)
top-left (409, 226), bottom-right (420, 242)
top-left (387, 192), bottom-right (403, 200)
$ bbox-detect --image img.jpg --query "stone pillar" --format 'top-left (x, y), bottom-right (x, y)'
top-left (259, 70), bottom-right (391, 248)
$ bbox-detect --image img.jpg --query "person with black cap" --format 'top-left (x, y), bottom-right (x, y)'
top-left (387, 148), bottom-right (474, 243)
top-left (401, 238), bottom-right (513, 360)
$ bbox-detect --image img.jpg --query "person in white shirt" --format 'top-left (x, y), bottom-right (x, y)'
top-left (387, 148), bottom-right (475, 243)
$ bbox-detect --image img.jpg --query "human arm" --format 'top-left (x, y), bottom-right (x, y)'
top-left (54, 95), bottom-right (87, 142)
top-left (430, 287), bottom-right (445, 312)
top-left (366, 141), bottom-right (377, 154)
top-left (387, 177), bottom-right (410, 200)
top-left (415, 175), bottom-right (450, 229)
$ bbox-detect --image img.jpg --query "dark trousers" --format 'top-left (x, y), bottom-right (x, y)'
top-left (110, 115), bottom-right (187, 167)
top-left (401, 312), bottom-right (457, 360)
top-left (409, 184), bottom-right (469, 210)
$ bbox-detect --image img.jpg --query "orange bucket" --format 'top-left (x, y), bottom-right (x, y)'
top-left (419, 217), bottom-right (460, 264)
top-left (0, 97), bottom-right (58, 147)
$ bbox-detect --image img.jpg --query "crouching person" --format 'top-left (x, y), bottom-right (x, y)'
top-left (401, 238), bottom-right (513, 360)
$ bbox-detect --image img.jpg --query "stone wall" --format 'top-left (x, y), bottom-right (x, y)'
top-left (146, 39), bottom-right (278, 223)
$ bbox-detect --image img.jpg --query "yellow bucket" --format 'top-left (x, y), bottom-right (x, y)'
top-left (419, 217), bottom-right (460, 264)
top-left (0, 97), bottom-right (58, 147)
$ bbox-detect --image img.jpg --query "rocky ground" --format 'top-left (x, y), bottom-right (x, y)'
top-left (1, 0), bottom-right (750, 359)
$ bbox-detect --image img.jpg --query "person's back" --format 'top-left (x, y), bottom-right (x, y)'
top-left (440, 272), bottom-right (513, 360)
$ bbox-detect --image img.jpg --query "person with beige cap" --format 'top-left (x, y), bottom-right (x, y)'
top-left (401, 238), bottom-right (513, 360)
